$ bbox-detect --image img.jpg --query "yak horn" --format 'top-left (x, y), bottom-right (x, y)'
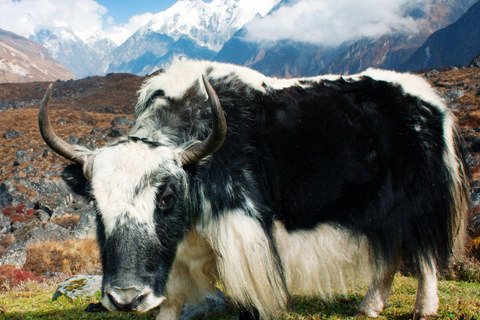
top-left (181, 75), bottom-right (227, 166)
top-left (39, 84), bottom-right (84, 165)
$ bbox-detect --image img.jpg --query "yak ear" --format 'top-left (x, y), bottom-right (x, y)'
top-left (61, 163), bottom-right (90, 198)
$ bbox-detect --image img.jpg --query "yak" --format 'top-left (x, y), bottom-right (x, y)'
top-left (39, 59), bottom-right (470, 320)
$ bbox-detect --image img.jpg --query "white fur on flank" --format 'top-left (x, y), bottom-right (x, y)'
top-left (274, 221), bottom-right (372, 298)
top-left (200, 211), bottom-right (289, 318)
top-left (194, 212), bottom-right (373, 319)
top-left (88, 141), bottom-right (183, 236)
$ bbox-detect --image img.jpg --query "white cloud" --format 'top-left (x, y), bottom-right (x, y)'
top-left (0, 0), bottom-right (108, 40)
top-left (243, 0), bottom-right (421, 46)
top-left (124, 12), bottom-right (154, 33)
top-left (102, 12), bottom-right (153, 45)
top-left (0, 0), bottom-right (157, 46)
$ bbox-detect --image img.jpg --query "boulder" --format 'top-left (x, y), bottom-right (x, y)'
top-left (0, 183), bottom-right (13, 208)
top-left (53, 275), bottom-right (102, 300)
top-left (110, 116), bottom-right (132, 127)
top-left (109, 127), bottom-right (126, 137)
top-left (469, 54), bottom-right (480, 68)
top-left (0, 221), bottom-right (72, 268)
top-left (3, 130), bottom-right (23, 139)
top-left (180, 290), bottom-right (228, 320)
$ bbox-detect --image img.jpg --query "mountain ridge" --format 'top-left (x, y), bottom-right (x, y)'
top-left (0, 29), bottom-right (74, 83)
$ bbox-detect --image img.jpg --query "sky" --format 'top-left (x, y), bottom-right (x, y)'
top-left (0, 0), bottom-right (425, 47)
top-left (95, 0), bottom-right (178, 24)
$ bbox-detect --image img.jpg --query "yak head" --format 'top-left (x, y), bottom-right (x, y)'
top-left (38, 75), bottom-right (226, 313)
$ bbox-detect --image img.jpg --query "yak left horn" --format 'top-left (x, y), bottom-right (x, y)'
top-left (38, 84), bottom-right (85, 166)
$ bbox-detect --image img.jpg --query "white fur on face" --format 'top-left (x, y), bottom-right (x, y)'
top-left (90, 141), bottom-right (183, 236)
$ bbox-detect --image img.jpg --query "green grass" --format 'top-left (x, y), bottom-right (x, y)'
top-left (0, 275), bottom-right (479, 320)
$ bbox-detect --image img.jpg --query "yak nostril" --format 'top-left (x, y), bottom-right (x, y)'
top-left (106, 286), bottom-right (147, 312)
top-left (107, 292), bottom-right (129, 311)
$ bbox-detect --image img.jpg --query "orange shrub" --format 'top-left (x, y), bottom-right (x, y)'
top-left (50, 214), bottom-right (80, 229)
top-left (24, 238), bottom-right (101, 276)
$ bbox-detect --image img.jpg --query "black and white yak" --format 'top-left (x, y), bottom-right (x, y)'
top-left (39, 59), bottom-right (470, 320)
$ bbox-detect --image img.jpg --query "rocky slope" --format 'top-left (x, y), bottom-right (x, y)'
top-left (0, 66), bottom-right (479, 271)
top-left (400, 0), bottom-right (480, 71)
top-left (0, 29), bottom-right (74, 83)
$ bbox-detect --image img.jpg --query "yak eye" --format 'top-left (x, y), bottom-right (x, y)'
top-left (160, 194), bottom-right (174, 206)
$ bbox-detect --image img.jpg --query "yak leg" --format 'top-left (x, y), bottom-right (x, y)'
top-left (413, 259), bottom-right (438, 320)
top-left (356, 261), bottom-right (399, 318)
top-left (155, 263), bottom-right (186, 320)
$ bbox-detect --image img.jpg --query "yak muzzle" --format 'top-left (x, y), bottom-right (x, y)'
top-left (103, 285), bottom-right (166, 313)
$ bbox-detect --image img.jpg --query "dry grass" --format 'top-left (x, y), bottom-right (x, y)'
top-left (50, 214), bottom-right (80, 230)
top-left (23, 238), bottom-right (101, 276)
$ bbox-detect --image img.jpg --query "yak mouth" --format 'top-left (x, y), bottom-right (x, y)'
top-left (101, 287), bottom-right (166, 313)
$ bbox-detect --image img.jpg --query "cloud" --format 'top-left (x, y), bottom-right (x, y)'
top-left (0, 0), bottom-right (157, 45)
top-left (0, 0), bottom-right (107, 39)
top-left (102, 12), bottom-right (154, 45)
top-left (123, 12), bottom-right (154, 33)
top-left (243, 0), bottom-right (421, 46)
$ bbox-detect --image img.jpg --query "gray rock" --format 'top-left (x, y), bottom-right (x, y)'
top-left (180, 290), bottom-right (228, 320)
top-left (3, 130), bottom-right (23, 139)
top-left (35, 209), bottom-right (51, 221)
top-left (425, 69), bottom-right (439, 78)
top-left (469, 54), bottom-right (480, 68)
top-left (15, 150), bottom-right (27, 163)
top-left (0, 221), bottom-right (72, 268)
top-left (68, 136), bottom-right (79, 144)
top-left (442, 88), bottom-right (465, 102)
top-left (111, 116), bottom-right (132, 127)
top-left (0, 247), bottom-right (27, 268)
top-left (75, 204), bottom-right (97, 238)
top-left (53, 275), bottom-right (102, 300)
top-left (109, 127), bottom-right (126, 137)
top-left (0, 183), bottom-right (13, 208)
top-left (99, 106), bottom-right (116, 114)
top-left (0, 214), bottom-right (11, 236)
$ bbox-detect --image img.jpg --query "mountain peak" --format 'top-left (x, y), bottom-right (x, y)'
top-left (144, 0), bottom-right (280, 50)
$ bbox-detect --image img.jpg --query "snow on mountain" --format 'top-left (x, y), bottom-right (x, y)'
top-left (30, 27), bottom-right (102, 78)
top-left (0, 29), bottom-right (74, 83)
top-left (96, 0), bottom-right (280, 76)
top-left (29, 26), bottom-right (119, 79)
top-left (83, 27), bottom-right (118, 60)
top-left (146, 0), bottom-right (280, 50)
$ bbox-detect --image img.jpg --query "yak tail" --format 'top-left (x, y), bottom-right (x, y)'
top-left (444, 115), bottom-right (471, 260)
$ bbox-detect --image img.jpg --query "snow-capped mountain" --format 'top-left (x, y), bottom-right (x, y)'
top-left (0, 29), bottom-right (74, 83)
top-left (146, 0), bottom-right (280, 51)
top-left (96, 0), bottom-right (280, 76)
top-left (30, 27), bottom-right (118, 78)
top-left (83, 27), bottom-right (118, 60)
top-left (30, 27), bottom-right (101, 78)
